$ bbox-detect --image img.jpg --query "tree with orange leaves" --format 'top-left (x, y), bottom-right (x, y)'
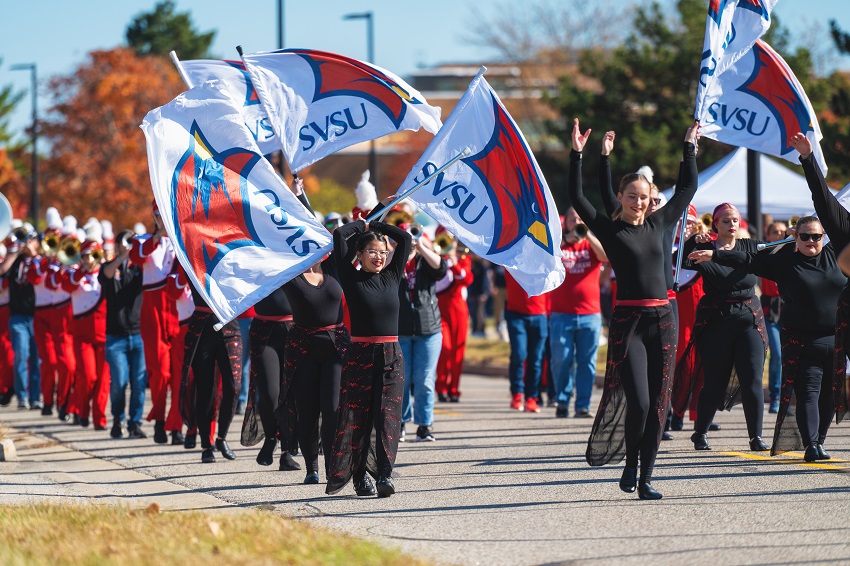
top-left (39, 47), bottom-right (184, 231)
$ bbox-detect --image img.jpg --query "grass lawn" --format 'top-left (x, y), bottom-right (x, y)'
top-left (0, 504), bottom-right (430, 566)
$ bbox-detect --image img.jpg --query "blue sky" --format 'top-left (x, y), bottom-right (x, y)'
top-left (1, 0), bottom-right (849, 142)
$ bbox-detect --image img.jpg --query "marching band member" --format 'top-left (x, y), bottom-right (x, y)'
top-left (791, 133), bottom-right (850, 430)
top-left (27, 208), bottom-right (67, 416)
top-left (679, 203), bottom-right (769, 452)
top-left (61, 219), bottom-right (109, 429)
top-left (570, 119), bottom-right (700, 500)
top-left (165, 262), bottom-right (196, 446)
top-left (326, 205), bottom-right (412, 499)
top-left (0, 244), bottom-right (14, 406)
top-left (689, 214), bottom-right (846, 461)
top-left (130, 202), bottom-right (183, 444)
top-left (435, 226), bottom-right (474, 403)
top-left (101, 230), bottom-right (147, 439)
top-left (0, 220), bottom-right (41, 410)
top-left (179, 271), bottom-right (243, 464)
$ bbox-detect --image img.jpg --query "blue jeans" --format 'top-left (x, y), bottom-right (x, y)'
top-left (238, 317), bottom-right (252, 404)
top-left (106, 333), bottom-right (147, 424)
top-left (505, 311), bottom-right (548, 400)
top-left (766, 320), bottom-right (782, 402)
top-left (399, 332), bottom-right (442, 426)
top-left (549, 312), bottom-right (602, 411)
top-left (9, 314), bottom-right (40, 404)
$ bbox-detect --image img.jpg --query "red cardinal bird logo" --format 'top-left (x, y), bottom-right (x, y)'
top-left (287, 49), bottom-right (423, 129)
top-left (738, 41), bottom-right (814, 156)
top-left (223, 60), bottom-right (260, 107)
top-left (463, 93), bottom-right (553, 255)
top-left (170, 121), bottom-right (264, 293)
top-left (708, 0), bottom-right (769, 26)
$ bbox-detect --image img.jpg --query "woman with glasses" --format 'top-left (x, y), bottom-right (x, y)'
top-left (676, 202), bottom-right (769, 453)
top-left (790, 133), bottom-right (850, 427)
top-left (569, 119), bottom-right (700, 500)
top-left (689, 214), bottom-right (847, 461)
top-left (325, 208), bottom-right (412, 498)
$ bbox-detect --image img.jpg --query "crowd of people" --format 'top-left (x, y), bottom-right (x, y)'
top-left (1, 126), bottom-right (847, 501)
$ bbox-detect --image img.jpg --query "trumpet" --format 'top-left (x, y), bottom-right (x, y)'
top-left (10, 226), bottom-right (31, 245)
top-left (58, 236), bottom-right (82, 266)
top-left (700, 213), bottom-right (713, 231)
top-left (89, 248), bottom-right (104, 263)
top-left (384, 208), bottom-right (414, 227)
top-left (407, 222), bottom-right (423, 240)
top-left (788, 216), bottom-right (800, 228)
top-left (434, 231), bottom-right (456, 255)
top-left (574, 224), bottom-right (588, 239)
top-left (41, 232), bottom-right (61, 256)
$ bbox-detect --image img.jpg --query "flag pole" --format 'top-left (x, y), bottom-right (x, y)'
top-left (672, 209), bottom-right (688, 292)
top-left (169, 50), bottom-right (194, 89)
top-left (365, 148), bottom-right (471, 222)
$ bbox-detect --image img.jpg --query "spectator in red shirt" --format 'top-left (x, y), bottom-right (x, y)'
top-left (550, 209), bottom-right (608, 418)
top-left (505, 272), bottom-right (548, 412)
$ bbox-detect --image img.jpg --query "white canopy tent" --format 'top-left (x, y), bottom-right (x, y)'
top-left (661, 147), bottom-right (836, 219)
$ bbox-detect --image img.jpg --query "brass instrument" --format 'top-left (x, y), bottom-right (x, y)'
top-left (434, 231), bottom-right (456, 255)
top-left (10, 226), bottom-right (31, 245)
top-left (384, 208), bottom-right (414, 227)
top-left (574, 224), bottom-right (588, 239)
top-left (700, 212), bottom-right (713, 231)
top-left (89, 248), bottom-right (104, 263)
top-left (41, 232), bottom-right (61, 256)
top-left (407, 223), bottom-right (423, 240)
top-left (117, 230), bottom-right (134, 250)
top-left (788, 216), bottom-right (800, 228)
top-left (58, 236), bottom-right (82, 266)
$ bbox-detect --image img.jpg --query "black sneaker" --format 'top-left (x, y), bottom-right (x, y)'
top-left (201, 448), bottom-right (216, 463)
top-left (399, 425), bottom-right (406, 443)
top-left (183, 433), bottom-right (197, 449)
top-left (574, 408), bottom-right (594, 419)
top-left (0, 390), bottom-right (13, 406)
top-left (57, 405), bottom-right (70, 422)
top-left (437, 392), bottom-right (449, 403)
top-left (376, 476), bottom-right (395, 498)
top-left (41, 404), bottom-right (53, 416)
top-left (80, 417), bottom-right (90, 428)
top-left (127, 423), bottom-right (147, 439)
top-left (153, 420), bottom-right (168, 444)
top-left (414, 425), bottom-right (435, 442)
top-left (171, 431), bottom-right (185, 445)
top-left (671, 414), bottom-right (684, 431)
top-left (354, 475), bottom-right (376, 496)
top-left (215, 438), bottom-right (237, 460)
top-left (256, 437), bottom-right (277, 466)
top-left (556, 406), bottom-right (569, 418)
top-left (279, 451), bottom-right (301, 471)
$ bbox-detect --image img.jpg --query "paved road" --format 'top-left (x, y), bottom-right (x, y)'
top-left (2, 374), bottom-right (849, 565)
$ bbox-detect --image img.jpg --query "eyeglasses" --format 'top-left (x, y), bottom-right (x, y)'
top-left (363, 249), bottom-right (390, 258)
top-left (797, 232), bottom-right (824, 242)
top-left (651, 198), bottom-right (662, 206)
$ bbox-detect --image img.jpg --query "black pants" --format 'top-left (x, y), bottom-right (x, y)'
top-left (620, 313), bottom-right (665, 480)
top-left (294, 333), bottom-right (342, 474)
top-left (795, 336), bottom-right (835, 446)
top-left (695, 308), bottom-right (765, 438)
top-left (192, 327), bottom-right (242, 448)
top-left (251, 320), bottom-right (289, 443)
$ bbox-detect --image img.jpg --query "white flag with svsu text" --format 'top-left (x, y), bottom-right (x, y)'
top-left (699, 39), bottom-right (827, 176)
top-left (241, 48), bottom-right (442, 173)
top-left (140, 81), bottom-right (332, 325)
top-left (398, 69), bottom-right (564, 296)
top-left (694, 0), bottom-right (778, 121)
top-left (176, 58), bottom-right (279, 156)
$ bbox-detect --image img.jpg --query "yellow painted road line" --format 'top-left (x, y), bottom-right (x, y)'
top-left (719, 451), bottom-right (850, 472)
top-left (433, 409), bottom-right (463, 416)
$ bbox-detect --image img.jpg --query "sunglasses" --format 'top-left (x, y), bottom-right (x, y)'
top-left (651, 198), bottom-right (662, 206)
top-left (797, 232), bottom-right (824, 242)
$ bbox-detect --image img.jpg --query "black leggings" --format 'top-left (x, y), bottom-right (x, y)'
top-left (695, 309), bottom-right (765, 438)
top-left (193, 331), bottom-right (241, 448)
top-left (795, 336), bottom-right (835, 446)
top-left (251, 320), bottom-right (289, 443)
top-left (294, 334), bottom-right (342, 474)
top-left (620, 313), bottom-right (665, 480)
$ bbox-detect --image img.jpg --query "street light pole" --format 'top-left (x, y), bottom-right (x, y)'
top-left (11, 63), bottom-right (38, 226)
top-left (342, 12), bottom-right (377, 185)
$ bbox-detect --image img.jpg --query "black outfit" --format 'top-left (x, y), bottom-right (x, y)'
top-left (99, 259), bottom-right (143, 337)
top-left (8, 255), bottom-right (35, 316)
top-left (799, 152), bottom-right (850, 424)
top-left (398, 255), bottom-right (448, 336)
top-left (570, 142), bottom-right (698, 489)
top-left (326, 219), bottom-right (412, 495)
top-left (180, 282), bottom-right (243, 450)
top-left (278, 260), bottom-right (349, 477)
top-left (679, 237), bottom-right (766, 440)
top-left (714, 242), bottom-right (847, 453)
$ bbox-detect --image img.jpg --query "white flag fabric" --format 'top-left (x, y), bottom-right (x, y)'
top-left (176, 59), bottom-right (279, 156)
top-left (695, 0), bottom-right (778, 121)
top-left (699, 40), bottom-right (827, 176)
top-left (398, 69), bottom-right (564, 296)
top-left (241, 48), bottom-right (442, 172)
top-left (141, 81), bottom-right (332, 325)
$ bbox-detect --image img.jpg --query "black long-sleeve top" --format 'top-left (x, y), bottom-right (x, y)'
top-left (599, 156), bottom-right (684, 292)
top-left (333, 219), bottom-right (412, 337)
top-left (282, 259), bottom-right (343, 328)
top-left (682, 236), bottom-right (760, 300)
top-left (800, 153), bottom-right (850, 252)
top-left (568, 142), bottom-right (698, 301)
top-left (714, 245), bottom-right (847, 337)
